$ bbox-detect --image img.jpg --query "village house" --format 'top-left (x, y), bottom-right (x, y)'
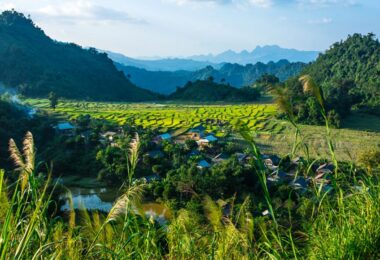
top-left (188, 125), bottom-right (206, 140)
top-left (267, 170), bottom-right (289, 184)
top-left (212, 153), bottom-right (229, 164)
top-left (289, 177), bottom-right (308, 190)
top-left (154, 133), bottom-right (172, 144)
top-left (188, 149), bottom-right (200, 157)
top-left (263, 154), bottom-right (281, 170)
top-left (197, 134), bottom-right (218, 148)
top-left (101, 131), bottom-right (117, 142)
top-left (55, 122), bottom-right (75, 135)
top-left (235, 153), bottom-right (247, 163)
top-left (197, 159), bottom-right (211, 169)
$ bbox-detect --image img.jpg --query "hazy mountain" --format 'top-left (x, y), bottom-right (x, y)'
top-left (190, 45), bottom-right (320, 64)
top-left (105, 45), bottom-right (318, 72)
top-left (115, 60), bottom-right (306, 94)
top-left (105, 50), bottom-right (221, 71)
top-left (0, 11), bottom-right (158, 101)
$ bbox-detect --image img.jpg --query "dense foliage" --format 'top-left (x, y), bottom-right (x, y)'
top-left (169, 78), bottom-right (261, 102)
top-left (116, 59), bottom-right (305, 94)
top-left (0, 97), bottom-right (55, 168)
top-left (0, 11), bottom-right (158, 101)
top-left (285, 33), bottom-right (380, 126)
top-left (1, 126), bottom-right (379, 258)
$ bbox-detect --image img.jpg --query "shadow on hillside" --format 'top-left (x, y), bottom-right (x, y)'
top-left (342, 113), bottom-right (380, 133)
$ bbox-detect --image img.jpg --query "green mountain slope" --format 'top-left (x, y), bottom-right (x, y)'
top-left (286, 33), bottom-right (380, 125)
top-left (303, 33), bottom-right (380, 113)
top-left (116, 60), bottom-right (305, 94)
top-left (169, 79), bottom-right (260, 102)
top-left (0, 11), bottom-right (158, 101)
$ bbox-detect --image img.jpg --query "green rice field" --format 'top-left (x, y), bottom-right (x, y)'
top-left (25, 99), bottom-right (284, 136)
top-left (26, 99), bottom-right (380, 161)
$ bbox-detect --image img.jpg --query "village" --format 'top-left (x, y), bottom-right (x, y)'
top-left (54, 117), bottom-right (335, 198)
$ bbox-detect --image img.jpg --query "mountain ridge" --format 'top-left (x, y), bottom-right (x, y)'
top-left (115, 59), bottom-right (306, 94)
top-left (0, 10), bottom-right (158, 101)
top-left (189, 45), bottom-right (320, 64)
top-left (168, 79), bottom-right (260, 102)
top-left (105, 45), bottom-right (319, 72)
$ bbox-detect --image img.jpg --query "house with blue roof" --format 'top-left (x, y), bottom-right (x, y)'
top-left (197, 160), bottom-right (211, 169)
top-left (205, 135), bottom-right (218, 142)
top-left (197, 134), bottom-right (218, 148)
top-left (154, 133), bottom-right (172, 144)
top-left (188, 125), bottom-right (206, 140)
top-left (56, 122), bottom-right (75, 135)
top-left (159, 133), bottom-right (171, 140)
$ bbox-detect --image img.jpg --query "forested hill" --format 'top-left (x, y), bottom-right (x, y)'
top-left (168, 79), bottom-right (260, 102)
top-left (303, 33), bottom-right (380, 114)
top-left (0, 11), bottom-right (158, 101)
top-left (116, 60), bottom-right (305, 94)
top-left (286, 33), bottom-right (380, 126)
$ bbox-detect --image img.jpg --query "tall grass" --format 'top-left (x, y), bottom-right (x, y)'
top-left (1, 96), bottom-right (380, 259)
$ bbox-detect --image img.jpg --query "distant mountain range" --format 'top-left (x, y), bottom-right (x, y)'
top-left (189, 45), bottom-right (320, 65)
top-left (105, 51), bottom-right (221, 72)
top-left (105, 45), bottom-right (319, 72)
top-left (115, 60), bottom-right (306, 94)
top-left (0, 10), bottom-right (320, 101)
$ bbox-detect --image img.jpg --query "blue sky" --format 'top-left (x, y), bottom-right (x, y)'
top-left (0, 0), bottom-right (379, 57)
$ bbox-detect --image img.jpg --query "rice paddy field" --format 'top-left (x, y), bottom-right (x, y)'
top-left (26, 99), bottom-right (380, 161)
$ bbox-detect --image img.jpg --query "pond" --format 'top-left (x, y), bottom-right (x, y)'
top-left (57, 176), bottom-right (170, 225)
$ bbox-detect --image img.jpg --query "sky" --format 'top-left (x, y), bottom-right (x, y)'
top-left (0, 0), bottom-right (379, 58)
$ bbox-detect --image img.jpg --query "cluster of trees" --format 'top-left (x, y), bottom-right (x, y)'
top-left (0, 96), bottom-right (54, 168)
top-left (0, 11), bottom-right (158, 101)
top-left (273, 33), bottom-right (380, 127)
top-left (169, 78), bottom-right (261, 102)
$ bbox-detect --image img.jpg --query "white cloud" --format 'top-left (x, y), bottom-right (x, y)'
top-left (248, 0), bottom-right (273, 8)
top-left (297, 0), bottom-right (357, 8)
top-left (0, 3), bottom-right (15, 11)
top-left (308, 17), bottom-right (333, 24)
top-left (36, 0), bottom-right (147, 24)
top-left (168, 0), bottom-right (272, 8)
top-left (169, 0), bottom-right (356, 8)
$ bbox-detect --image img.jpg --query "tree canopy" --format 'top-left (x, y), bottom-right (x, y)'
top-left (284, 33), bottom-right (380, 125)
top-left (169, 79), bottom-right (261, 102)
top-left (0, 11), bottom-right (158, 101)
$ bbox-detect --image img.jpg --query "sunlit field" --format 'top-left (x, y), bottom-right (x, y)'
top-left (25, 99), bottom-right (380, 161)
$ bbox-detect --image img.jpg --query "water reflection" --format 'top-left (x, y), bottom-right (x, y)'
top-left (58, 177), bottom-right (170, 224)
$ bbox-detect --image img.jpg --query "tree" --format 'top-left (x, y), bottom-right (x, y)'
top-left (185, 139), bottom-right (197, 150)
top-left (207, 76), bottom-right (214, 82)
top-left (48, 91), bottom-right (58, 109)
top-left (152, 165), bottom-right (163, 176)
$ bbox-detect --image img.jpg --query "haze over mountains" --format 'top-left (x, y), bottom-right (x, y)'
top-left (105, 46), bottom-right (319, 72)
top-left (103, 44), bottom-right (318, 94)
top-left (105, 51), bottom-right (220, 72)
top-left (115, 60), bottom-right (305, 94)
top-left (189, 45), bottom-right (319, 65)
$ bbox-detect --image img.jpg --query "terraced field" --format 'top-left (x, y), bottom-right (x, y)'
top-left (25, 99), bottom-right (380, 161)
top-left (26, 99), bottom-right (285, 136)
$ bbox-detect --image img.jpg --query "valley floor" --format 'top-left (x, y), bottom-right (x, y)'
top-left (25, 99), bottom-right (380, 162)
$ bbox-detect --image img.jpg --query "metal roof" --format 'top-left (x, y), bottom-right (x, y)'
top-left (198, 160), bottom-right (211, 168)
top-left (159, 133), bottom-right (171, 140)
top-left (205, 135), bottom-right (218, 142)
top-left (57, 122), bottom-right (74, 130)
